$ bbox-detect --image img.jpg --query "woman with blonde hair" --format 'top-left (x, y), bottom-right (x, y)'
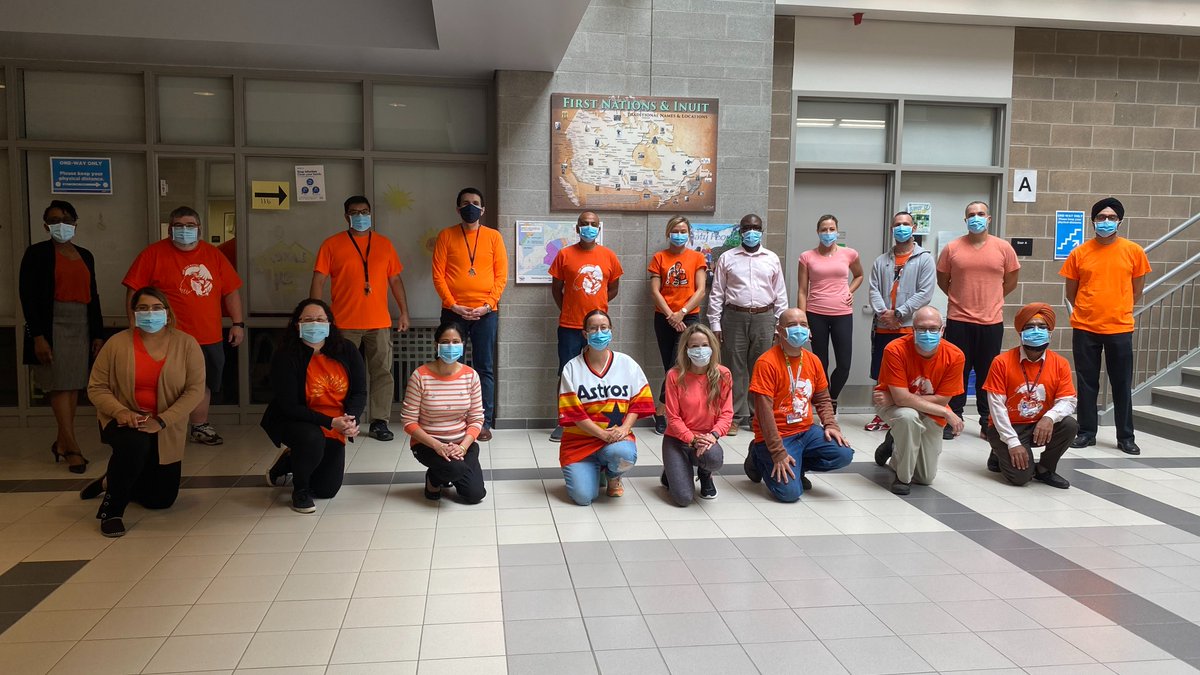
top-left (661, 323), bottom-right (733, 505)
top-left (648, 215), bottom-right (708, 435)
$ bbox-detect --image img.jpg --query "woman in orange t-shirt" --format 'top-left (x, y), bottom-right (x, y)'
top-left (648, 215), bottom-right (708, 436)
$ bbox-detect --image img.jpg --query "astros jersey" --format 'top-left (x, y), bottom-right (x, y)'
top-left (557, 350), bottom-right (655, 466)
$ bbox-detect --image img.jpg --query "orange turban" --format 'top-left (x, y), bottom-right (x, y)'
top-left (1015, 302), bottom-right (1056, 332)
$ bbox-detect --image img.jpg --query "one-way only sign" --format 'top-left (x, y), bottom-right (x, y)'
top-left (252, 181), bottom-right (290, 210)
top-left (51, 157), bottom-right (112, 195)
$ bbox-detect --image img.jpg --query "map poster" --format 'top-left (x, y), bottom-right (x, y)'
top-left (551, 93), bottom-right (718, 213)
top-left (515, 220), bottom-right (604, 284)
top-left (907, 201), bottom-right (932, 235)
top-left (688, 223), bottom-right (740, 266)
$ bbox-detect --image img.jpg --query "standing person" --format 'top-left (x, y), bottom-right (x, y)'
top-left (1061, 197), bottom-right (1151, 455)
top-left (81, 288), bottom-right (205, 537)
top-left (548, 212), bottom-right (623, 442)
top-left (401, 322), bottom-right (487, 504)
top-left (742, 308), bottom-right (854, 503)
top-left (661, 324), bottom-right (732, 506)
top-left (865, 212), bottom-right (935, 432)
top-left (123, 206), bottom-right (244, 446)
top-left (261, 299), bottom-right (366, 514)
top-left (708, 214), bottom-right (787, 436)
top-left (872, 306), bottom-right (965, 495)
top-left (982, 303), bottom-right (1077, 489)
top-left (20, 200), bottom-right (104, 473)
top-left (557, 310), bottom-right (655, 505)
top-left (649, 215), bottom-right (708, 435)
top-left (311, 196), bottom-right (411, 442)
top-left (797, 214), bottom-right (863, 413)
top-left (937, 201), bottom-right (1020, 440)
top-left (432, 187), bottom-right (507, 441)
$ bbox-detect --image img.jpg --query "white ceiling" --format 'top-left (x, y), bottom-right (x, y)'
top-left (0, 0), bottom-right (592, 78)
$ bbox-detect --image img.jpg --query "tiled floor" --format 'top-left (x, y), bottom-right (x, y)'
top-left (2, 414), bottom-right (1200, 673)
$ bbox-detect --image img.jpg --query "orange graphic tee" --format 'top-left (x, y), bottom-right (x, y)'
top-left (549, 244), bottom-right (623, 329)
top-left (648, 248), bottom-right (707, 315)
top-left (875, 334), bottom-right (965, 427)
top-left (306, 353), bottom-right (349, 442)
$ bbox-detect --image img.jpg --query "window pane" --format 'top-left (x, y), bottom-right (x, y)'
top-left (27, 151), bottom-right (148, 317)
top-left (373, 84), bottom-right (487, 153)
top-left (24, 71), bottom-right (145, 143)
top-left (795, 101), bottom-right (889, 164)
top-left (158, 76), bottom-right (233, 145)
top-left (903, 104), bottom-right (997, 166)
top-left (0, 152), bottom-right (12, 319)
top-left (373, 161), bottom-right (487, 320)
top-left (245, 80), bottom-right (362, 149)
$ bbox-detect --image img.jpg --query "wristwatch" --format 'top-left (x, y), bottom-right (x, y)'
top-left (232, 322), bottom-right (245, 327)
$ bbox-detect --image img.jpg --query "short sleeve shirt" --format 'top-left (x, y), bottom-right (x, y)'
top-left (982, 347), bottom-right (1076, 426)
top-left (1059, 237), bottom-right (1151, 334)
top-left (936, 235), bottom-right (1020, 325)
top-left (749, 345), bottom-right (829, 442)
top-left (123, 240), bottom-right (243, 345)
top-left (799, 246), bottom-right (859, 316)
top-left (875, 335), bottom-right (965, 427)
top-left (648, 248), bottom-right (707, 315)
top-left (549, 244), bottom-right (624, 329)
top-left (306, 354), bottom-right (350, 441)
top-left (314, 231), bottom-right (404, 331)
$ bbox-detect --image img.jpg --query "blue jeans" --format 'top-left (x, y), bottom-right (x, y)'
top-left (557, 326), bottom-right (587, 374)
top-left (441, 309), bottom-right (498, 427)
top-left (749, 426), bottom-right (854, 503)
top-left (562, 440), bottom-right (637, 505)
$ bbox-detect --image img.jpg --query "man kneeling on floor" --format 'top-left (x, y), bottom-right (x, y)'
top-left (873, 306), bottom-right (965, 495)
top-left (981, 302), bottom-right (1077, 489)
top-left (743, 308), bottom-right (853, 502)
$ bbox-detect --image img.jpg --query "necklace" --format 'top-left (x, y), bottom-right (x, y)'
top-left (461, 225), bottom-right (481, 276)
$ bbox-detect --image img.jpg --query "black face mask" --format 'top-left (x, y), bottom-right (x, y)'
top-left (459, 204), bottom-right (483, 224)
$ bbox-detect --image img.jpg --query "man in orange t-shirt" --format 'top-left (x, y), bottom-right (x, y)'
top-left (982, 303), bottom-right (1078, 489)
top-left (311, 195), bottom-right (410, 442)
top-left (743, 308), bottom-right (853, 503)
top-left (547, 212), bottom-right (623, 442)
top-left (873, 306), bottom-right (965, 494)
top-left (123, 205), bottom-right (243, 446)
top-left (431, 187), bottom-right (508, 440)
top-left (1060, 197), bottom-right (1151, 455)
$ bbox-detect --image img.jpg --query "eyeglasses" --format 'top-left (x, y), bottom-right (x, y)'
top-left (298, 317), bottom-right (329, 324)
top-left (134, 304), bottom-right (167, 312)
top-left (171, 223), bottom-right (199, 229)
top-left (583, 326), bottom-right (609, 334)
top-left (1094, 216), bottom-right (1120, 223)
top-left (348, 208), bottom-right (371, 216)
top-left (45, 218), bottom-right (76, 225)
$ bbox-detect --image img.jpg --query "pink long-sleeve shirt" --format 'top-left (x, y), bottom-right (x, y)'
top-left (664, 365), bottom-right (734, 444)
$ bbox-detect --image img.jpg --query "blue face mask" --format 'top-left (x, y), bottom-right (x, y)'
top-left (669, 232), bottom-right (689, 247)
top-left (459, 204), bottom-right (483, 224)
top-left (49, 222), bottom-right (76, 243)
top-left (299, 322), bottom-right (330, 344)
top-left (818, 232), bottom-right (838, 247)
top-left (1094, 220), bottom-right (1119, 237)
top-left (914, 329), bottom-right (941, 352)
top-left (1021, 327), bottom-right (1051, 348)
top-left (172, 226), bottom-right (199, 245)
top-left (784, 325), bottom-right (810, 348)
top-left (687, 346), bottom-right (712, 366)
top-left (579, 225), bottom-right (600, 242)
top-left (349, 214), bottom-right (372, 232)
top-left (437, 342), bottom-right (464, 364)
top-left (741, 230), bottom-right (762, 247)
top-left (587, 329), bottom-right (612, 350)
top-left (135, 310), bottom-right (168, 334)
top-left (966, 215), bottom-right (988, 234)
top-left (893, 225), bottom-right (913, 243)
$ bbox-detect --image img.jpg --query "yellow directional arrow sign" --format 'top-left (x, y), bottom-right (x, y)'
top-left (252, 181), bottom-right (290, 210)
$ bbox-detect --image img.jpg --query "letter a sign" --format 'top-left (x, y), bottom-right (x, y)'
top-left (1013, 169), bottom-right (1037, 203)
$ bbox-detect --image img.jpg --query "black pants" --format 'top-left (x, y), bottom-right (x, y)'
top-left (986, 416), bottom-right (1078, 486)
top-left (98, 421), bottom-right (182, 519)
top-left (944, 320), bottom-right (1005, 423)
top-left (413, 442), bottom-right (486, 504)
top-left (276, 423), bottom-right (346, 498)
top-left (869, 331), bottom-right (905, 381)
top-left (807, 312), bottom-right (853, 401)
top-left (654, 312), bottom-right (700, 403)
top-left (1073, 329), bottom-right (1135, 441)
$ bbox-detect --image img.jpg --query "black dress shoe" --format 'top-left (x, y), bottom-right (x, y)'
top-left (743, 452), bottom-right (762, 483)
top-left (800, 474), bottom-right (812, 491)
top-left (987, 454), bottom-right (1000, 473)
top-left (369, 420), bottom-right (394, 442)
top-left (1117, 439), bottom-right (1141, 455)
top-left (942, 425), bottom-right (956, 441)
top-left (79, 477), bottom-right (105, 500)
top-left (1071, 433), bottom-right (1096, 448)
top-left (891, 479), bottom-right (911, 495)
top-left (874, 435), bottom-right (893, 467)
top-left (1034, 470), bottom-right (1071, 489)
top-left (100, 517), bottom-right (126, 537)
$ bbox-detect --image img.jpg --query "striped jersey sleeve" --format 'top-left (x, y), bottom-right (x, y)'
top-left (401, 365), bottom-right (484, 444)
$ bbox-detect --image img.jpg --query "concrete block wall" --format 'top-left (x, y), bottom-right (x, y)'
top-left (494, 0), bottom-right (774, 426)
top-left (768, 16), bottom-right (795, 242)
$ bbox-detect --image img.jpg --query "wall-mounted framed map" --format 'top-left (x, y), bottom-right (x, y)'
top-left (550, 93), bottom-right (718, 213)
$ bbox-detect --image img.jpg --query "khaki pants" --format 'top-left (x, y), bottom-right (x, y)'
top-left (878, 405), bottom-right (942, 485)
top-left (722, 308), bottom-right (777, 423)
top-left (342, 328), bottom-right (394, 423)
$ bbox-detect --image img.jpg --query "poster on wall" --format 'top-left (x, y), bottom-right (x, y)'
top-left (550, 93), bottom-right (718, 213)
top-left (50, 157), bottom-right (112, 195)
top-left (906, 201), bottom-right (932, 235)
top-left (294, 165), bottom-right (326, 202)
top-left (1055, 210), bottom-right (1086, 260)
top-left (515, 220), bottom-right (604, 284)
top-left (688, 223), bottom-right (741, 266)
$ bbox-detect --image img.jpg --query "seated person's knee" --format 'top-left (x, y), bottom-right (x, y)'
top-left (770, 483), bottom-right (803, 504)
top-left (458, 485), bottom-right (487, 505)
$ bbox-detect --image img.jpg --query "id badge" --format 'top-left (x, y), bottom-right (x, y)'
top-left (786, 412), bottom-right (804, 424)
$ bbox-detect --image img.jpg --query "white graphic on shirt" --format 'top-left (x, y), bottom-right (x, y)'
top-left (783, 377), bottom-right (813, 420)
top-left (910, 376), bottom-right (934, 395)
top-left (574, 264), bottom-right (604, 296)
top-left (1015, 382), bottom-right (1047, 419)
top-left (180, 263), bottom-right (214, 297)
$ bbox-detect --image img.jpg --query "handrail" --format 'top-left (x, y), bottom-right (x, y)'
top-left (1136, 265), bottom-right (1200, 318)
top-left (1145, 212), bottom-right (1200, 254)
top-left (1142, 250), bottom-right (1200, 298)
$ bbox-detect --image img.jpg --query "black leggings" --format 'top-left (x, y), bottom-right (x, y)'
top-left (276, 423), bottom-right (346, 498)
top-left (944, 319), bottom-right (1005, 422)
top-left (654, 312), bottom-right (700, 403)
top-left (413, 442), bottom-right (487, 504)
top-left (99, 421), bottom-right (182, 519)
top-left (807, 312), bottom-right (853, 401)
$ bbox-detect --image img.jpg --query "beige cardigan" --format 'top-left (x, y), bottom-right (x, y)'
top-left (88, 328), bottom-right (205, 464)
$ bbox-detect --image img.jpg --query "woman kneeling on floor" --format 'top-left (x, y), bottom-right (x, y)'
top-left (403, 321), bottom-right (487, 503)
top-left (661, 324), bottom-right (732, 505)
top-left (82, 287), bottom-right (205, 537)
top-left (558, 309), bottom-right (655, 505)
top-left (261, 298), bottom-right (366, 513)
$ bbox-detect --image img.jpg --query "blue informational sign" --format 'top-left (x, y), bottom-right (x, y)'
top-left (1054, 210), bottom-right (1085, 260)
top-left (50, 157), bottom-right (113, 195)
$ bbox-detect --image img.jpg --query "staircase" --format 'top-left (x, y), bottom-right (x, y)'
top-left (1134, 366), bottom-right (1200, 445)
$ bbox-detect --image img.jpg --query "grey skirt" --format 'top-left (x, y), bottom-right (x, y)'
top-left (32, 302), bottom-right (90, 392)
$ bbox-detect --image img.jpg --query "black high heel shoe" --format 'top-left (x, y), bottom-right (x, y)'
top-left (51, 442), bottom-right (89, 474)
top-left (51, 442), bottom-right (63, 462)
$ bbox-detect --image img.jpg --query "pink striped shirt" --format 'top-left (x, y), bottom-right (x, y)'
top-left (401, 364), bottom-right (484, 445)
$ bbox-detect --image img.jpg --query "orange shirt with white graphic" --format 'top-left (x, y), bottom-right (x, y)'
top-left (549, 244), bottom-right (623, 329)
top-left (982, 347), bottom-right (1076, 426)
top-left (306, 354), bottom-right (349, 442)
top-left (123, 239), bottom-right (242, 345)
top-left (749, 345), bottom-right (829, 442)
top-left (875, 334), bottom-right (965, 427)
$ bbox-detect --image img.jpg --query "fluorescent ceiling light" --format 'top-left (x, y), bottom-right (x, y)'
top-left (796, 117), bottom-right (835, 127)
top-left (192, 90), bottom-right (216, 96)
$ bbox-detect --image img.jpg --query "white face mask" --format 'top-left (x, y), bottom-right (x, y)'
top-left (687, 346), bottom-right (712, 366)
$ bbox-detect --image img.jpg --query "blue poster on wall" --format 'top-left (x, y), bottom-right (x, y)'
top-left (1054, 210), bottom-right (1085, 260)
top-left (50, 157), bottom-right (113, 195)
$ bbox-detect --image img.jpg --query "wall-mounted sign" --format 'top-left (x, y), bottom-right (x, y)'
top-left (51, 157), bottom-right (112, 195)
top-left (550, 93), bottom-right (718, 213)
top-left (906, 202), bottom-right (932, 235)
top-left (1055, 210), bottom-right (1085, 260)
top-left (252, 181), bottom-right (290, 210)
top-left (515, 220), bottom-right (603, 284)
top-left (294, 165), bottom-right (326, 202)
top-left (1013, 169), bottom-right (1037, 203)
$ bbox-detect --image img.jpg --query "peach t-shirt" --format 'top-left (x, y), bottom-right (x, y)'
top-left (936, 235), bottom-right (1020, 325)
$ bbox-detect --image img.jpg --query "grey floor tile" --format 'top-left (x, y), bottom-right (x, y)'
top-left (702, 581), bottom-right (786, 611)
top-left (720, 608), bottom-right (816, 644)
top-left (1105, 660), bottom-right (1200, 675)
top-left (872, 551), bottom-right (959, 577)
top-left (773, 578), bottom-right (859, 608)
top-left (0, 584), bottom-right (56, 612)
top-left (813, 555), bottom-right (897, 579)
top-left (643, 611), bottom-right (735, 647)
top-left (939, 599), bottom-right (1041, 631)
top-left (562, 541), bottom-right (617, 564)
top-left (1156, 565), bottom-right (1200, 590)
top-left (1111, 544), bottom-right (1199, 568)
top-left (935, 548), bottom-right (1021, 575)
top-left (1053, 625), bottom-right (1174, 662)
top-left (501, 589), bottom-right (580, 620)
top-left (1135, 525), bottom-right (1200, 545)
top-left (1092, 567), bottom-right (1194, 595)
top-left (999, 547), bottom-right (1081, 572)
top-left (1073, 591), bottom-right (1185, 626)
top-left (610, 539), bottom-right (679, 562)
top-left (1054, 546), bottom-right (1143, 570)
top-left (685, 558), bottom-right (763, 584)
top-left (659, 645), bottom-right (758, 675)
top-left (500, 564), bottom-right (573, 591)
top-left (1006, 596), bottom-right (1116, 628)
top-left (577, 586), bottom-right (641, 617)
top-left (671, 538), bottom-right (743, 560)
top-left (0, 560), bottom-right (87, 586)
top-left (749, 556), bottom-right (831, 581)
top-left (743, 640), bottom-right (849, 675)
top-left (507, 650), bottom-right (598, 675)
top-left (902, 632), bottom-right (1015, 671)
top-left (595, 647), bottom-right (669, 675)
top-left (823, 635), bottom-right (932, 675)
top-left (794, 604), bottom-right (892, 640)
top-left (848, 533), bottom-right (926, 556)
top-left (1123, 621), bottom-right (1200, 660)
top-left (1024, 570), bottom-right (1125, 597)
top-left (1142, 590), bottom-right (1200, 622)
top-left (904, 530), bottom-right (984, 552)
top-left (905, 574), bottom-right (996, 602)
top-left (620, 560), bottom-right (694, 586)
top-left (966, 529), bottom-right (1042, 551)
top-left (733, 536), bottom-right (803, 558)
top-left (584, 615), bottom-right (656, 650)
top-left (632, 584), bottom-right (715, 614)
top-left (936, 513), bottom-right (1005, 531)
top-left (866, 602), bottom-right (970, 635)
top-left (499, 543), bottom-right (565, 567)
top-left (1072, 527), bottom-right (1153, 547)
top-left (967, 572), bottom-right (1067, 600)
top-left (839, 576), bottom-right (929, 605)
top-left (504, 617), bottom-right (590, 655)
top-left (791, 535), bottom-right (866, 557)
top-left (1016, 528), bottom-right (1103, 549)
top-left (569, 562), bottom-right (628, 589)
top-left (977, 628), bottom-right (1094, 667)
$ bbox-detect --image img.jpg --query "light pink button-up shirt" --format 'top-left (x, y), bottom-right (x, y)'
top-left (708, 246), bottom-right (788, 332)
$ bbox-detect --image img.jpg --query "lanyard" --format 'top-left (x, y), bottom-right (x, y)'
top-left (1021, 357), bottom-right (1045, 396)
top-left (461, 225), bottom-right (481, 276)
top-left (346, 231), bottom-right (373, 294)
top-left (783, 352), bottom-right (804, 396)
